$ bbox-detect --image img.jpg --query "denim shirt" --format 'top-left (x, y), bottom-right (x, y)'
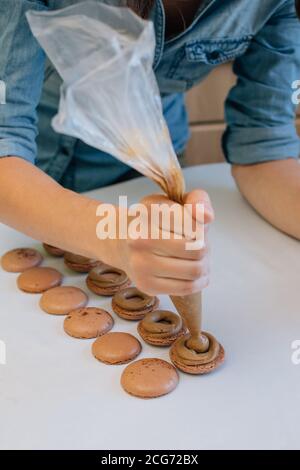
top-left (0, 0), bottom-right (300, 192)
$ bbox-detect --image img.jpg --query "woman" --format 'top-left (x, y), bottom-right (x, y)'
top-left (0, 0), bottom-right (299, 296)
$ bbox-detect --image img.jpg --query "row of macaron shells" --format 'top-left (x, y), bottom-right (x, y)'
top-left (1, 245), bottom-right (180, 398)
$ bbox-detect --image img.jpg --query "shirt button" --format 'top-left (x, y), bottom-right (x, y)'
top-left (208, 50), bottom-right (221, 60)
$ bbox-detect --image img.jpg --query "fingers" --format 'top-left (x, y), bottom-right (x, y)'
top-left (152, 254), bottom-right (209, 281)
top-left (141, 190), bottom-right (214, 240)
top-left (129, 233), bottom-right (210, 260)
top-left (183, 189), bottom-right (215, 224)
top-left (135, 275), bottom-right (209, 297)
top-left (141, 189), bottom-right (214, 224)
top-left (126, 243), bottom-right (210, 296)
top-left (139, 199), bottom-right (203, 243)
top-left (131, 248), bottom-right (210, 280)
top-left (123, 189), bottom-right (214, 296)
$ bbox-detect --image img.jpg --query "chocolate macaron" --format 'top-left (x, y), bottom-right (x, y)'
top-left (112, 287), bottom-right (159, 321)
top-left (64, 252), bottom-right (99, 273)
top-left (121, 358), bottom-right (179, 399)
top-left (86, 264), bottom-right (130, 296)
top-left (170, 331), bottom-right (225, 375)
top-left (43, 243), bottom-right (65, 257)
top-left (64, 307), bottom-right (114, 339)
top-left (92, 332), bottom-right (141, 365)
top-left (137, 310), bottom-right (187, 347)
top-left (17, 267), bottom-right (63, 293)
top-left (40, 286), bottom-right (88, 315)
top-left (1, 248), bottom-right (43, 273)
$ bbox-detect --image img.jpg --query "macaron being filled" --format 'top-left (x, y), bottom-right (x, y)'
top-left (112, 287), bottom-right (159, 321)
top-left (92, 332), bottom-right (141, 365)
top-left (17, 267), bottom-right (63, 293)
top-left (64, 307), bottom-right (114, 339)
top-left (121, 358), bottom-right (179, 399)
top-left (137, 310), bottom-right (187, 346)
top-left (86, 264), bottom-right (130, 296)
top-left (64, 252), bottom-right (99, 273)
top-left (1, 248), bottom-right (43, 273)
top-left (170, 331), bottom-right (225, 375)
top-left (40, 286), bottom-right (88, 315)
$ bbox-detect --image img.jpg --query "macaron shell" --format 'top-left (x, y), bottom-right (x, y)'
top-left (121, 358), bottom-right (179, 399)
top-left (170, 342), bottom-right (225, 375)
top-left (64, 261), bottom-right (98, 273)
top-left (17, 267), bottom-right (63, 293)
top-left (43, 243), bottom-right (65, 257)
top-left (112, 297), bottom-right (159, 321)
top-left (40, 286), bottom-right (88, 315)
top-left (64, 307), bottom-right (114, 339)
top-left (86, 277), bottom-right (131, 296)
top-left (64, 252), bottom-right (99, 273)
top-left (137, 322), bottom-right (187, 346)
top-left (1, 248), bottom-right (43, 272)
top-left (92, 332), bottom-right (141, 365)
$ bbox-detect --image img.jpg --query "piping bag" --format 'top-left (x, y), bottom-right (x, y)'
top-left (27, 1), bottom-right (207, 352)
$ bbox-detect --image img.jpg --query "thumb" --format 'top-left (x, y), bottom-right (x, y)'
top-left (183, 189), bottom-right (215, 224)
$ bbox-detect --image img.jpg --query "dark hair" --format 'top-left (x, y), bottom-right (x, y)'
top-left (127, 0), bottom-right (300, 19)
top-left (126, 0), bottom-right (155, 18)
top-left (296, 0), bottom-right (300, 18)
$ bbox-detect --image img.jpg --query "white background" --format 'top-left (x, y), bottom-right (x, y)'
top-left (0, 163), bottom-right (299, 450)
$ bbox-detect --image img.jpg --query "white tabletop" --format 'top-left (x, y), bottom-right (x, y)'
top-left (0, 163), bottom-right (299, 450)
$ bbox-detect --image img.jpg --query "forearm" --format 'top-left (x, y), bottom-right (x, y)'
top-left (0, 157), bottom-right (214, 296)
top-left (232, 158), bottom-right (300, 240)
top-left (0, 156), bottom-right (119, 264)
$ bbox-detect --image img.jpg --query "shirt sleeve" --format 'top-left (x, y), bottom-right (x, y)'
top-left (223, 0), bottom-right (300, 165)
top-left (0, 0), bottom-right (48, 164)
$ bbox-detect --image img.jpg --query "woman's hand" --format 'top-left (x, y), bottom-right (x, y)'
top-left (0, 157), bottom-right (214, 297)
top-left (117, 189), bottom-right (214, 296)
